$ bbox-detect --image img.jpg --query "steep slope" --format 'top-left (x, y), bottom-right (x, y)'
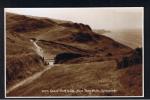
top-left (6, 12), bottom-right (57, 88)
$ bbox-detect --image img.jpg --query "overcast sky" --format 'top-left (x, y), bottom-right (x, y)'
top-left (5, 7), bottom-right (143, 30)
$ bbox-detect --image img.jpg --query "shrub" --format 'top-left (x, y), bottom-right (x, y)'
top-left (54, 52), bottom-right (83, 64)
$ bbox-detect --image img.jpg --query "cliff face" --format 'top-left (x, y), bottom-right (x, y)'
top-left (117, 48), bottom-right (142, 68)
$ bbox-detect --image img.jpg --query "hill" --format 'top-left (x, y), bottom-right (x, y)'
top-left (6, 12), bottom-right (142, 96)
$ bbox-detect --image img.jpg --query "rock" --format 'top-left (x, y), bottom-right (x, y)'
top-left (117, 48), bottom-right (142, 69)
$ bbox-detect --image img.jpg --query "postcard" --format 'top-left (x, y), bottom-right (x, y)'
top-left (5, 7), bottom-right (143, 98)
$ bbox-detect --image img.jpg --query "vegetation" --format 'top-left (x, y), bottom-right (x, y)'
top-left (118, 48), bottom-right (142, 69)
top-left (6, 53), bottom-right (44, 88)
top-left (54, 52), bottom-right (83, 64)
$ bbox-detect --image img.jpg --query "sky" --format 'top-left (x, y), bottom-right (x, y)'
top-left (5, 7), bottom-right (143, 30)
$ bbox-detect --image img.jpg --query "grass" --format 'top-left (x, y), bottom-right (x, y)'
top-left (118, 64), bottom-right (142, 96)
top-left (7, 60), bottom-right (128, 96)
top-left (6, 53), bottom-right (44, 89)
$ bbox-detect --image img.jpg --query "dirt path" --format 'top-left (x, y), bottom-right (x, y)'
top-left (6, 65), bottom-right (53, 94)
top-left (31, 40), bottom-right (44, 57)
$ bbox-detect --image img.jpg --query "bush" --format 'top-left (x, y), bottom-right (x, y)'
top-left (54, 52), bottom-right (83, 64)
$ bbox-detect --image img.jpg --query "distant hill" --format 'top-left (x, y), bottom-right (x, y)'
top-left (93, 29), bottom-right (111, 34)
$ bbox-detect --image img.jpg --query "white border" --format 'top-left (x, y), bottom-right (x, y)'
top-left (4, 7), bottom-right (144, 98)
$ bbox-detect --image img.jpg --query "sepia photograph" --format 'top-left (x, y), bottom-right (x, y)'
top-left (5, 7), bottom-right (143, 97)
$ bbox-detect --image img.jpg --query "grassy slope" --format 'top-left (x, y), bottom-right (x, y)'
top-left (6, 13), bottom-right (55, 87)
top-left (8, 61), bottom-right (121, 96)
top-left (118, 64), bottom-right (142, 96)
top-left (6, 53), bottom-right (44, 89)
top-left (8, 61), bottom-right (142, 96)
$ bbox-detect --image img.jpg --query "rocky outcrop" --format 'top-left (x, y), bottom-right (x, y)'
top-left (71, 32), bottom-right (101, 42)
top-left (117, 48), bottom-right (142, 68)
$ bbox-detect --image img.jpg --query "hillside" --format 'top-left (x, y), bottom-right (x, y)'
top-left (7, 61), bottom-right (142, 96)
top-left (6, 12), bottom-right (142, 96)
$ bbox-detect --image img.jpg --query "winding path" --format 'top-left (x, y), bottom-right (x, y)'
top-left (6, 39), bottom-right (54, 94)
top-left (31, 39), bottom-right (44, 58)
top-left (6, 66), bottom-right (52, 94)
